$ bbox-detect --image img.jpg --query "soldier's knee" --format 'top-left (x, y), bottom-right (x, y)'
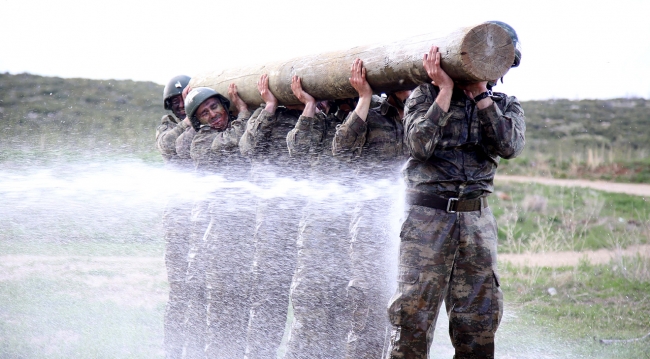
top-left (449, 271), bottom-right (503, 334)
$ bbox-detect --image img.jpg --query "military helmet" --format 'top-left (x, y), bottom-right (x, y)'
top-left (163, 75), bottom-right (191, 110)
top-left (184, 87), bottom-right (231, 131)
top-left (487, 21), bottom-right (521, 68)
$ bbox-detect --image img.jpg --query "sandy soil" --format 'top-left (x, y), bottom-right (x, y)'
top-left (495, 175), bottom-right (650, 197)
top-left (499, 243), bottom-right (650, 267)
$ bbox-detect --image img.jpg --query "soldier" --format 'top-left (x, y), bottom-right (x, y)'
top-left (156, 75), bottom-right (193, 359)
top-left (238, 74), bottom-right (306, 358)
top-left (156, 75), bottom-right (192, 165)
top-left (184, 85), bottom-right (254, 359)
top-left (331, 58), bottom-right (411, 359)
top-left (386, 23), bottom-right (525, 359)
top-left (283, 75), bottom-right (352, 359)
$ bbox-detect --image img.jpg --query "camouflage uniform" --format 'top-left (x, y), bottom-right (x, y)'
top-left (387, 83), bottom-right (525, 359)
top-left (284, 110), bottom-right (352, 359)
top-left (238, 106), bottom-right (307, 359)
top-left (156, 114), bottom-right (194, 359)
top-left (156, 114), bottom-right (190, 165)
top-left (332, 96), bottom-right (408, 359)
top-left (185, 110), bottom-right (254, 359)
top-left (176, 126), bottom-right (197, 162)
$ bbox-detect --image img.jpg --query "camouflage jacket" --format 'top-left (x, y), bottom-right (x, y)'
top-left (155, 114), bottom-right (186, 164)
top-left (286, 110), bottom-right (348, 181)
top-left (175, 126), bottom-right (196, 162)
top-left (240, 107), bottom-right (302, 179)
top-left (403, 83), bottom-right (526, 197)
top-left (189, 110), bottom-right (251, 178)
top-left (332, 96), bottom-right (407, 176)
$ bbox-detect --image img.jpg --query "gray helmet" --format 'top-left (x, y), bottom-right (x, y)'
top-left (487, 21), bottom-right (521, 68)
top-left (163, 75), bottom-right (191, 110)
top-left (184, 87), bottom-right (231, 131)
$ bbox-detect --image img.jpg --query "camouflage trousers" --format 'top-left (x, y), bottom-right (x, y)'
top-left (243, 195), bottom-right (302, 359)
top-left (162, 198), bottom-right (193, 359)
top-left (345, 193), bottom-right (400, 359)
top-left (284, 194), bottom-right (352, 359)
top-left (387, 204), bottom-right (503, 359)
top-left (203, 192), bottom-right (256, 359)
top-left (182, 197), bottom-right (211, 359)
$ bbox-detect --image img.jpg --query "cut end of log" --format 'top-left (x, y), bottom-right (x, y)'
top-left (460, 22), bottom-right (515, 82)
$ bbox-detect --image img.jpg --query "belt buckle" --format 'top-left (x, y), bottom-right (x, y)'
top-left (446, 198), bottom-right (458, 214)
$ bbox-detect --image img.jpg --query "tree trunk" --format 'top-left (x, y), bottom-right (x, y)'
top-left (190, 22), bottom-right (515, 107)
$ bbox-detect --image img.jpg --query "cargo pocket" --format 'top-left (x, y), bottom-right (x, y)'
top-left (388, 266), bottom-right (421, 327)
top-left (492, 270), bottom-right (504, 332)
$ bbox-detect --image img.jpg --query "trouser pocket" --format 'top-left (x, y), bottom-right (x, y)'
top-left (387, 265), bottom-right (420, 327)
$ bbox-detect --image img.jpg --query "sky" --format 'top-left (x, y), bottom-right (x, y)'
top-left (1, 0), bottom-right (649, 101)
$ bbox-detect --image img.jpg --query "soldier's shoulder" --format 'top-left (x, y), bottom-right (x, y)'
top-left (492, 92), bottom-right (524, 116)
top-left (405, 83), bottom-right (435, 111)
top-left (160, 114), bottom-right (177, 124)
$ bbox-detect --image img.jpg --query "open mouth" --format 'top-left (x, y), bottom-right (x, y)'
top-left (209, 118), bottom-right (226, 129)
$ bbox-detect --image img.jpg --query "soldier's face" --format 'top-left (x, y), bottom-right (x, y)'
top-left (169, 95), bottom-right (186, 119)
top-left (196, 97), bottom-right (228, 130)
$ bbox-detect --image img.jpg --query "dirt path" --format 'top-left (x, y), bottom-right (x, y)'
top-left (499, 244), bottom-right (650, 267)
top-left (495, 175), bottom-right (650, 197)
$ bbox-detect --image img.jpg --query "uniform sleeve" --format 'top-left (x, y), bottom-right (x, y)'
top-left (239, 107), bottom-right (276, 156)
top-left (175, 127), bottom-right (196, 160)
top-left (402, 84), bottom-right (452, 162)
top-left (477, 95), bottom-right (526, 159)
top-left (156, 115), bottom-right (186, 156)
top-left (213, 109), bottom-right (252, 152)
top-left (286, 113), bottom-right (326, 158)
top-left (331, 110), bottom-right (367, 159)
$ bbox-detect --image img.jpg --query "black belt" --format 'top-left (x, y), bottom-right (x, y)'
top-left (406, 190), bottom-right (488, 213)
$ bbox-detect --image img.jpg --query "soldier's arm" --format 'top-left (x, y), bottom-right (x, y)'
top-left (238, 106), bottom-right (275, 156)
top-left (156, 115), bottom-right (188, 156)
top-left (331, 110), bottom-right (367, 158)
top-left (332, 58), bottom-right (373, 159)
top-left (477, 95), bottom-right (526, 159)
top-left (175, 126), bottom-right (196, 160)
top-left (286, 112), bottom-right (325, 157)
top-left (403, 84), bottom-right (450, 162)
top-left (286, 75), bottom-right (325, 158)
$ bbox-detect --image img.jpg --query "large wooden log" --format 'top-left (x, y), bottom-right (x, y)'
top-left (190, 22), bottom-right (515, 107)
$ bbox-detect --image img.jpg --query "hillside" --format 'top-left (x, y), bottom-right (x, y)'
top-left (0, 73), bottom-right (163, 161)
top-left (1, 73), bottom-right (649, 176)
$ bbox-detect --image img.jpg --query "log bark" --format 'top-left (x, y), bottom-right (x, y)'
top-left (190, 22), bottom-right (515, 107)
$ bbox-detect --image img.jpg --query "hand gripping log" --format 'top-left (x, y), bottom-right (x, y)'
top-left (190, 22), bottom-right (516, 107)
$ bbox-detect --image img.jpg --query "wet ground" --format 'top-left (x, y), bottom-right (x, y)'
top-left (2, 252), bottom-right (642, 358)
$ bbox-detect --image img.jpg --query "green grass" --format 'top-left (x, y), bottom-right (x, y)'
top-left (0, 277), bottom-right (165, 359)
top-left (492, 181), bottom-right (650, 253)
top-left (500, 257), bottom-right (650, 358)
top-left (0, 240), bottom-right (164, 257)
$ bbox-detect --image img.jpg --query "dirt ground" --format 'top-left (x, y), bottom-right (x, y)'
top-left (499, 243), bottom-right (650, 267)
top-left (495, 175), bottom-right (650, 197)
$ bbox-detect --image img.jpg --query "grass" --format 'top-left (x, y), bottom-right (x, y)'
top-left (0, 241), bottom-right (167, 359)
top-left (491, 181), bottom-right (650, 253)
top-left (499, 145), bottom-right (650, 183)
top-left (0, 277), bottom-right (165, 359)
top-left (500, 257), bottom-right (650, 358)
top-left (0, 240), bottom-right (164, 257)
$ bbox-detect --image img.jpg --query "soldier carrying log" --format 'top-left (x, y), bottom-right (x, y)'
top-left (386, 22), bottom-right (525, 359)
